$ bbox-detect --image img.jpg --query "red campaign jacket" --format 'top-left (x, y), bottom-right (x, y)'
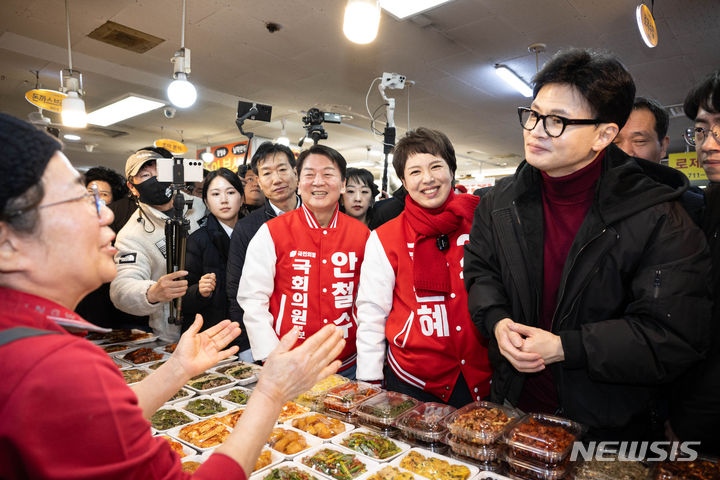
top-left (238, 205), bottom-right (370, 370)
top-left (356, 211), bottom-right (492, 401)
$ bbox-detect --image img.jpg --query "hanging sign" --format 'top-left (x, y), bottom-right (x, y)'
top-left (668, 152), bottom-right (707, 182)
top-left (154, 138), bottom-right (188, 154)
top-left (25, 89), bottom-right (67, 113)
top-left (636, 3), bottom-right (658, 48)
top-left (196, 141), bottom-right (250, 171)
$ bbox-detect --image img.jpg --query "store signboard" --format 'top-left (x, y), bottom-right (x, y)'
top-left (25, 89), bottom-right (66, 113)
top-left (668, 152), bottom-right (707, 182)
top-left (154, 138), bottom-right (188, 154)
top-left (196, 141), bottom-right (250, 171)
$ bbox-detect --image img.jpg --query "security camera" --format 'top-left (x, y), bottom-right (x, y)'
top-left (163, 107), bottom-right (177, 119)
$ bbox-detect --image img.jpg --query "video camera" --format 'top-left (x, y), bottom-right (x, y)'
top-left (300, 108), bottom-right (342, 146)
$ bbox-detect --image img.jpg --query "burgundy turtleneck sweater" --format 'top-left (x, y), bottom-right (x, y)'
top-left (518, 150), bottom-right (604, 414)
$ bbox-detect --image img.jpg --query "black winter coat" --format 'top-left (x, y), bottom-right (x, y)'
top-left (226, 200), bottom-right (280, 351)
top-left (182, 214), bottom-right (235, 344)
top-left (464, 144), bottom-right (712, 437)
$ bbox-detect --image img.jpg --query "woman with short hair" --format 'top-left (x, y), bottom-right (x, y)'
top-left (355, 127), bottom-right (492, 407)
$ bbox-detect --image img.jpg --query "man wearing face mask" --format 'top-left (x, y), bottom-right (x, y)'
top-left (110, 147), bottom-right (207, 340)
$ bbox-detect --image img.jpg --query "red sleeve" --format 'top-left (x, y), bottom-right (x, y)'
top-left (0, 336), bottom-right (245, 480)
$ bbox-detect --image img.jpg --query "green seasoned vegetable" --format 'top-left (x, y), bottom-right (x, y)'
top-left (216, 363), bottom-right (256, 379)
top-left (184, 398), bottom-right (226, 416)
top-left (341, 432), bottom-right (401, 459)
top-left (222, 389), bottom-right (250, 405)
top-left (369, 399), bottom-right (416, 419)
top-left (302, 448), bottom-right (366, 480)
top-left (188, 374), bottom-right (232, 390)
top-left (169, 389), bottom-right (189, 401)
top-left (151, 409), bottom-right (192, 430)
top-left (263, 466), bottom-right (320, 480)
top-left (122, 369), bottom-right (148, 384)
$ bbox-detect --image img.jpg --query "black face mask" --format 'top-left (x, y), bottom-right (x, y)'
top-left (132, 177), bottom-right (173, 206)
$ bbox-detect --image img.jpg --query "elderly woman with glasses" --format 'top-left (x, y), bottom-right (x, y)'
top-left (0, 113), bottom-right (345, 479)
top-left (354, 127), bottom-right (492, 407)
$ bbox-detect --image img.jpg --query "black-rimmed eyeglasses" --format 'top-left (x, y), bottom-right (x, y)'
top-left (9, 184), bottom-right (105, 219)
top-left (518, 107), bottom-right (600, 138)
top-left (684, 125), bottom-right (720, 147)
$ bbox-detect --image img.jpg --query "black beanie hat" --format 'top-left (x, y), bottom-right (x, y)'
top-left (0, 113), bottom-right (62, 215)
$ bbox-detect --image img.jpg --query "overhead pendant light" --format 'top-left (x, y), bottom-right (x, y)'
top-left (276, 119), bottom-right (290, 146)
top-left (60, 0), bottom-right (87, 128)
top-left (200, 146), bottom-right (214, 163)
top-left (167, 0), bottom-right (197, 108)
top-left (343, 0), bottom-right (381, 44)
top-left (494, 64), bottom-right (533, 98)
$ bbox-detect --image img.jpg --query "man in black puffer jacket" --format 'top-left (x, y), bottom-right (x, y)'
top-left (464, 48), bottom-right (712, 441)
top-left (226, 142), bottom-right (300, 361)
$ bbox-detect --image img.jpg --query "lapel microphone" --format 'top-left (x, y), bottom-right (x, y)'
top-left (436, 234), bottom-right (449, 251)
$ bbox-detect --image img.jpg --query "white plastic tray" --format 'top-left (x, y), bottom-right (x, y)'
top-left (389, 447), bottom-right (479, 480)
top-left (267, 425), bottom-right (324, 460)
top-left (294, 444), bottom-right (380, 480)
top-left (175, 394), bottom-right (235, 418)
top-left (285, 411), bottom-right (355, 443)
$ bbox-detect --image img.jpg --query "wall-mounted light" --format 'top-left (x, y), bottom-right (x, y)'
top-left (343, 0), bottom-right (381, 44)
top-left (167, 0), bottom-right (197, 108)
top-left (494, 64), bottom-right (533, 98)
top-left (60, 0), bottom-right (87, 128)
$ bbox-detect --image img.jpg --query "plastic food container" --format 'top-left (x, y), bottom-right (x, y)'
top-left (332, 427), bottom-right (411, 462)
top-left (444, 401), bottom-right (518, 445)
top-left (322, 381), bottom-right (382, 414)
top-left (654, 458), bottom-right (720, 480)
top-left (503, 413), bottom-right (582, 465)
top-left (573, 456), bottom-right (650, 480)
top-left (119, 347), bottom-right (167, 366)
top-left (295, 444), bottom-right (379, 480)
top-left (395, 403), bottom-right (455, 443)
top-left (157, 434), bottom-right (198, 458)
top-left (120, 367), bottom-right (150, 385)
top-left (278, 401), bottom-right (311, 423)
top-left (362, 465), bottom-right (425, 480)
top-left (353, 392), bottom-right (420, 429)
top-left (176, 394), bottom-right (234, 418)
top-left (288, 412), bottom-right (354, 441)
top-left (180, 455), bottom-right (206, 473)
top-left (103, 342), bottom-right (133, 354)
top-left (250, 460), bottom-right (326, 480)
top-left (166, 387), bottom-right (195, 404)
top-left (151, 405), bottom-right (198, 432)
top-left (252, 448), bottom-right (285, 475)
top-left (216, 408), bottom-right (246, 428)
top-left (186, 372), bottom-right (237, 394)
top-left (216, 386), bottom-right (252, 406)
top-left (167, 417), bottom-right (232, 453)
top-left (214, 361), bottom-right (261, 385)
top-left (268, 426), bottom-right (323, 459)
top-left (389, 447), bottom-right (480, 480)
top-left (445, 435), bottom-right (501, 463)
top-left (296, 374), bottom-right (350, 409)
top-left (504, 452), bottom-right (571, 480)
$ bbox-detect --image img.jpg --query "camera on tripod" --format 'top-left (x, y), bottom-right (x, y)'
top-left (300, 108), bottom-right (342, 146)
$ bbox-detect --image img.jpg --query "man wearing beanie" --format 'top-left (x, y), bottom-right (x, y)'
top-left (110, 147), bottom-right (206, 340)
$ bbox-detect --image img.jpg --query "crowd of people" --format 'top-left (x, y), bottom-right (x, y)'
top-left (1, 47), bottom-right (719, 477)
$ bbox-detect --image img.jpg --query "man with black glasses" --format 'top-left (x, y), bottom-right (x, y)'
top-left (464, 48), bottom-right (711, 440)
top-left (668, 70), bottom-right (720, 454)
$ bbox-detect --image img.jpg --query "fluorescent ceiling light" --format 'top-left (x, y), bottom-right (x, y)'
top-left (379, 0), bottom-right (454, 19)
top-left (63, 133), bottom-right (81, 141)
top-left (87, 95), bottom-right (165, 126)
top-left (494, 64), bottom-right (533, 97)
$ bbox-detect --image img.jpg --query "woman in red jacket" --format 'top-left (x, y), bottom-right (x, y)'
top-left (355, 127), bottom-right (492, 407)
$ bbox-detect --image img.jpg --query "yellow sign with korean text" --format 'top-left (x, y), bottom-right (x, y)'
top-left (637, 3), bottom-right (658, 47)
top-left (154, 138), bottom-right (188, 154)
top-left (196, 141), bottom-right (250, 171)
top-left (668, 152), bottom-right (707, 182)
top-left (25, 89), bottom-right (67, 113)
